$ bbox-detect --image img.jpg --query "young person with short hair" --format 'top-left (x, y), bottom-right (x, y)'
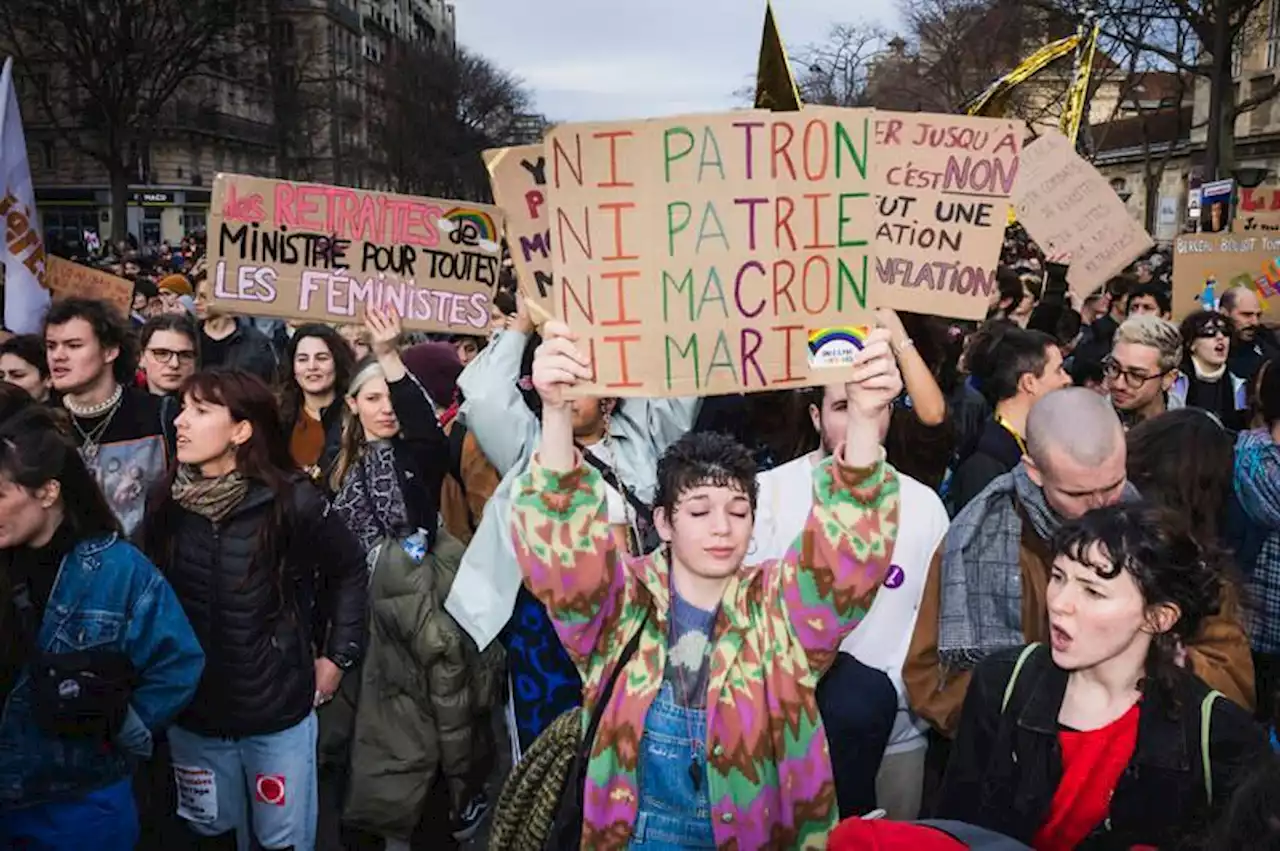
top-left (0, 335), bottom-right (51, 403)
top-left (1104, 314), bottom-right (1182, 427)
top-left (939, 504), bottom-right (1268, 849)
top-left (43, 298), bottom-right (174, 534)
top-left (139, 314), bottom-right (199, 398)
top-left (510, 320), bottom-right (903, 848)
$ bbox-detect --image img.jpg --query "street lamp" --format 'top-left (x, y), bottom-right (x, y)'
top-left (1232, 166), bottom-right (1272, 189)
top-left (1110, 177), bottom-right (1132, 203)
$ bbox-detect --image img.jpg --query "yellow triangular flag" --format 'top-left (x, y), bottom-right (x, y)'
top-left (754, 1), bottom-right (802, 112)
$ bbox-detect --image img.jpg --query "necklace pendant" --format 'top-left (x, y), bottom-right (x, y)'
top-left (689, 757), bottom-right (701, 791)
top-left (82, 444), bottom-right (98, 461)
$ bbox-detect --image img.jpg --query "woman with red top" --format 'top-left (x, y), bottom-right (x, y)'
top-left (937, 503), bottom-right (1268, 850)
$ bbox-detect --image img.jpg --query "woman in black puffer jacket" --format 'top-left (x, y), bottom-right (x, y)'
top-left (139, 369), bottom-right (367, 851)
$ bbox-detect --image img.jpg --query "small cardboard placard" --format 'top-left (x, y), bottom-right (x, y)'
top-left (207, 174), bottom-right (504, 334)
top-left (543, 108), bottom-right (877, 398)
top-left (45, 256), bottom-right (134, 315)
top-left (1014, 131), bottom-right (1152, 299)
top-left (1172, 233), bottom-right (1280, 319)
top-left (870, 112), bottom-right (1022, 320)
top-left (484, 145), bottom-right (554, 314)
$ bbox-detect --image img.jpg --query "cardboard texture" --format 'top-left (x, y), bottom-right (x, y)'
top-left (45, 256), bottom-right (133, 314)
top-left (870, 111), bottom-right (1021, 320)
top-left (1014, 131), bottom-right (1152, 300)
top-left (544, 108), bottom-right (877, 398)
top-left (484, 145), bottom-right (554, 315)
top-left (1172, 233), bottom-right (1280, 320)
top-left (206, 174), bottom-right (504, 334)
top-left (1233, 186), bottom-right (1280, 234)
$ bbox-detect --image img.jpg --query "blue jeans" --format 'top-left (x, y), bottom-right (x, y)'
top-left (631, 682), bottom-right (716, 850)
top-left (816, 651), bottom-right (898, 817)
top-left (0, 777), bottom-right (138, 851)
top-left (168, 712), bottom-right (318, 851)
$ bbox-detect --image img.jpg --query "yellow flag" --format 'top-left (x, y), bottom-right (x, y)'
top-left (755, 1), bottom-right (802, 112)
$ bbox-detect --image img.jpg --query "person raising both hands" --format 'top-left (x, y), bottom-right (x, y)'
top-left (507, 321), bottom-right (902, 850)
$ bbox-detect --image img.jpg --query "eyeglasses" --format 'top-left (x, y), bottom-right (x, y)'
top-left (1101, 357), bottom-right (1170, 389)
top-left (146, 348), bottom-right (197, 366)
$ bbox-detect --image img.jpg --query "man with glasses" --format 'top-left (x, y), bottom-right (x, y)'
top-left (140, 314), bottom-right (200, 398)
top-left (1102, 314), bottom-right (1181, 427)
top-left (1221, 285), bottom-right (1280, 381)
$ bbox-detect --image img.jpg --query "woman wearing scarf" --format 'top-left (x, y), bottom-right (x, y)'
top-left (139, 370), bottom-right (367, 851)
top-left (1227, 357), bottom-right (1280, 726)
top-left (327, 309), bottom-right (504, 848)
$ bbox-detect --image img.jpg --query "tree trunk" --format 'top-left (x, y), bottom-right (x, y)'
top-left (1204, 0), bottom-right (1232, 181)
top-left (109, 162), bottom-right (129, 249)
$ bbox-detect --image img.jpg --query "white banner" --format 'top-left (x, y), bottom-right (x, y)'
top-left (0, 57), bottom-right (48, 333)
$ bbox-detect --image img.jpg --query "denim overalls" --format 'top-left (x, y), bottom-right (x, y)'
top-left (631, 594), bottom-right (717, 849)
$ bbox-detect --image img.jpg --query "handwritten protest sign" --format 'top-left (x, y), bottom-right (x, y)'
top-left (207, 174), bottom-right (504, 334)
top-left (484, 145), bottom-right (554, 314)
top-left (1172, 233), bottom-right (1280, 319)
top-left (544, 108), bottom-right (877, 398)
top-left (871, 112), bottom-right (1021, 320)
top-left (1014, 131), bottom-right (1152, 299)
top-left (1233, 186), bottom-right (1280, 233)
top-left (45, 256), bottom-right (133, 314)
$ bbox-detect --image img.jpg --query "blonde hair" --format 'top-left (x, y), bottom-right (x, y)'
top-left (1115, 314), bottom-right (1182, 374)
top-left (329, 358), bottom-right (385, 492)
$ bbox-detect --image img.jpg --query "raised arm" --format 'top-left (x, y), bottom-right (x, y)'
top-left (509, 321), bottom-right (632, 671)
top-left (877, 307), bottom-right (946, 427)
top-left (773, 330), bottom-right (902, 675)
top-left (458, 297), bottom-right (540, 476)
top-left (367, 306), bottom-right (447, 449)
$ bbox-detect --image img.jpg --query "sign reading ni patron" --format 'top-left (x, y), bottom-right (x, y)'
top-left (545, 109), bottom-right (877, 398)
top-left (207, 174), bottom-right (505, 334)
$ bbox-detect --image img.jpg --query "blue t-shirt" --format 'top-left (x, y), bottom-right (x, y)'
top-left (664, 590), bottom-right (717, 708)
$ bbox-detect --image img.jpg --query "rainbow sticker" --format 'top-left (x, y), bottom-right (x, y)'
top-left (444, 208), bottom-right (498, 243)
top-left (808, 326), bottom-right (871, 368)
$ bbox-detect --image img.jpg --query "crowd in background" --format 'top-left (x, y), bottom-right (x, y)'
top-left (2, 227), bottom-right (1280, 851)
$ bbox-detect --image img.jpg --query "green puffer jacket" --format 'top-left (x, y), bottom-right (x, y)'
top-left (340, 531), bottom-right (505, 839)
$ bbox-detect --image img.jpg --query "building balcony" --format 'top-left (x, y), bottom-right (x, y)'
top-left (171, 102), bottom-right (276, 148)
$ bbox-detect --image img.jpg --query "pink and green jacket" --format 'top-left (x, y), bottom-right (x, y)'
top-left (511, 451), bottom-right (900, 850)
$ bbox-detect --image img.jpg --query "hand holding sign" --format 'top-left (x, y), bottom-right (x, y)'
top-left (532, 320), bottom-right (594, 411)
top-left (844, 328), bottom-right (901, 420)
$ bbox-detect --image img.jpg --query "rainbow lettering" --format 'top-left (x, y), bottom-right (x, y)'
top-left (444, 208), bottom-right (498, 243)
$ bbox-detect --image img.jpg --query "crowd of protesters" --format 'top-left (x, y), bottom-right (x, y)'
top-left (2, 223), bottom-right (1280, 851)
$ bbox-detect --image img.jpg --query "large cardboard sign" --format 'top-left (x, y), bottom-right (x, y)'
top-left (871, 112), bottom-right (1021, 320)
top-left (45, 256), bottom-right (133, 314)
top-left (544, 108), bottom-right (877, 397)
top-left (1172, 233), bottom-right (1280, 319)
top-left (1014, 131), bottom-right (1152, 299)
top-left (207, 174), bottom-right (504, 334)
top-left (484, 146), bottom-right (554, 314)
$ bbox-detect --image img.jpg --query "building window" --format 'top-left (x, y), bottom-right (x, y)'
top-left (182, 208), bottom-right (207, 235)
top-left (1269, 0), bottom-right (1280, 68)
top-left (40, 140), bottom-right (54, 170)
top-left (1232, 41), bottom-right (1244, 77)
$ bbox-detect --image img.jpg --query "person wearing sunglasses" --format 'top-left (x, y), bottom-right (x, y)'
top-left (1170, 311), bottom-right (1247, 430)
top-left (1103, 315), bottom-right (1182, 428)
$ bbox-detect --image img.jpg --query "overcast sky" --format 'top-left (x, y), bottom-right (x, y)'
top-left (455, 0), bottom-right (898, 123)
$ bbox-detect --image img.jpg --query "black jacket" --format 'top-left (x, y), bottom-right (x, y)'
top-left (1228, 330), bottom-right (1280, 383)
top-left (202, 319), bottom-right (278, 384)
top-left (937, 645), bottom-right (1268, 850)
top-left (947, 417), bottom-right (1023, 516)
top-left (150, 478), bottom-right (367, 737)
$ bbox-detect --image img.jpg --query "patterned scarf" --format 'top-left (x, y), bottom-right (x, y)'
top-left (171, 465), bottom-right (249, 524)
top-left (332, 441), bottom-right (409, 555)
top-left (1235, 429), bottom-right (1280, 530)
top-left (939, 463), bottom-right (1139, 672)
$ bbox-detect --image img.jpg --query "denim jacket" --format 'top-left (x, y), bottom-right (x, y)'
top-left (0, 534), bottom-right (204, 809)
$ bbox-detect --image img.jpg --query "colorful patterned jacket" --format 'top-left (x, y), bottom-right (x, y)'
top-left (511, 451), bottom-right (900, 850)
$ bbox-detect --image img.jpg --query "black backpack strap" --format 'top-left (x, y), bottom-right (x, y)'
top-left (577, 443), bottom-right (654, 527)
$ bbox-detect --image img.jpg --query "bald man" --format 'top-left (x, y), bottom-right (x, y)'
top-left (1221, 286), bottom-right (1280, 381)
top-left (904, 388), bottom-right (1254, 739)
